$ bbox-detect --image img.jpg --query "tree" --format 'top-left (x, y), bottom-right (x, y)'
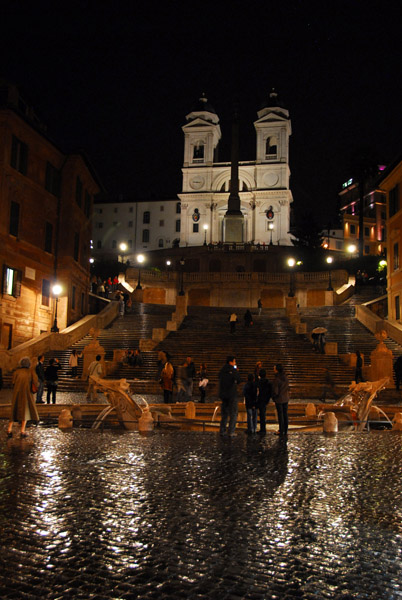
top-left (290, 211), bottom-right (324, 249)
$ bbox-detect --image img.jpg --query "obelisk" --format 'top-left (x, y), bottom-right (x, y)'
top-left (224, 106), bottom-right (244, 242)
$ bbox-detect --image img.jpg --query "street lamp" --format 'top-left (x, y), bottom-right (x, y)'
top-left (287, 258), bottom-right (296, 297)
top-left (51, 283), bottom-right (62, 332)
top-left (269, 222), bottom-right (274, 245)
top-left (179, 257), bottom-right (185, 296)
top-left (203, 223), bottom-right (209, 246)
top-left (166, 259), bottom-right (171, 280)
top-left (119, 242), bottom-right (128, 263)
top-left (347, 244), bottom-right (357, 256)
top-left (136, 254), bottom-right (145, 290)
top-left (326, 256), bottom-right (334, 291)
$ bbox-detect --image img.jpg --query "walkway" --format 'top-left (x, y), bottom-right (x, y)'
top-left (0, 429), bottom-right (401, 599)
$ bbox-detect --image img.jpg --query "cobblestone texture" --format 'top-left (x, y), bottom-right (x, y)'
top-left (0, 430), bottom-right (402, 599)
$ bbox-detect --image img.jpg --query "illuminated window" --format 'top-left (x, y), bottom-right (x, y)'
top-left (2, 266), bottom-right (22, 297)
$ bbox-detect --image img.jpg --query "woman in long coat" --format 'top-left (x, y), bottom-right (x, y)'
top-left (7, 357), bottom-right (39, 438)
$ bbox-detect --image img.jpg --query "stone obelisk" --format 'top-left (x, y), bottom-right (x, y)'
top-left (224, 106), bottom-right (244, 242)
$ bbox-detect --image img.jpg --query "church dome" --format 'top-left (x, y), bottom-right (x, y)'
top-left (260, 88), bottom-right (286, 111)
top-left (186, 93), bottom-right (219, 124)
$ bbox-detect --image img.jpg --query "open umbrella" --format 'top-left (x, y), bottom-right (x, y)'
top-left (312, 327), bottom-right (327, 334)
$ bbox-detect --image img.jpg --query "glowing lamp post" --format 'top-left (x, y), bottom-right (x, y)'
top-left (166, 259), bottom-right (171, 280)
top-left (269, 222), bottom-right (274, 245)
top-left (51, 283), bottom-right (62, 333)
top-left (136, 254), bottom-right (145, 290)
top-left (119, 242), bottom-right (127, 263)
top-left (287, 258), bottom-right (296, 297)
top-left (326, 256), bottom-right (334, 291)
top-left (203, 223), bottom-right (209, 246)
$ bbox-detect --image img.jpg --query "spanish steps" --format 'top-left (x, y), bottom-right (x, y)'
top-left (7, 284), bottom-right (401, 402)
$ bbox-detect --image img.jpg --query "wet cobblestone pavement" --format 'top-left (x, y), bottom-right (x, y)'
top-left (1, 430), bottom-right (402, 599)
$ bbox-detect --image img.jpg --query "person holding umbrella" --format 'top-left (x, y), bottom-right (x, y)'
top-left (312, 327), bottom-right (327, 354)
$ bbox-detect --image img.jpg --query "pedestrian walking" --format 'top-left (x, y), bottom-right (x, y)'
top-left (229, 313), bottom-right (238, 334)
top-left (35, 354), bottom-right (45, 403)
top-left (160, 357), bottom-right (175, 404)
top-left (394, 356), bottom-right (402, 391)
top-left (45, 358), bottom-right (61, 404)
top-left (7, 357), bottom-right (39, 438)
top-left (176, 360), bottom-right (191, 403)
top-left (355, 350), bottom-right (364, 383)
top-left (185, 356), bottom-right (196, 398)
top-left (219, 355), bottom-right (241, 437)
top-left (243, 373), bottom-right (257, 434)
top-left (254, 361), bottom-right (263, 380)
top-left (68, 349), bottom-right (82, 378)
top-left (244, 309), bottom-right (253, 328)
top-left (198, 363), bottom-right (208, 403)
top-left (86, 355), bottom-right (103, 402)
top-left (256, 368), bottom-right (272, 434)
top-left (320, 368), bottom-right (339, 403)
top-left (258, 298), bottom-right (262, 316)
top-left (272, 363), bottom-right (289, 436)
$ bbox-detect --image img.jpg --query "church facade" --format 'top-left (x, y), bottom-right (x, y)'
top-left (178, 91), bottom-right (293, 247)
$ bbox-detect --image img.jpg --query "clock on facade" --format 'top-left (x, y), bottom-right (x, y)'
top-left (190, 176), bottom-right (205, 190)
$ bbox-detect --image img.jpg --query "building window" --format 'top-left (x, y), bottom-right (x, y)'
top-left (84, 191), bottom-right (91, 218)
top-left (44, 222), bottom-right (53, 253)
top-left (72, 285), bottom-right (76, 310)
top-left (159, 220), bottom-right (164, 227)
top-left (128, 221), bottom-right (133, 227)
top-left (193, 142), bottom-right (204, 162)
top-left (160, 205), bottom-right (164, 212)
top-left (112, 240), bottom-right (116, 249)
top-left (143, 211), bottom-right (150, 224)
top-left (10, 135), bottom-right (28, 175)
top-left (114, 207), bottom-right (118, 213)
top-left (97, 240), bottom-right (102, 249)
top-left (176, 202), bottom-right (181, 214)
top-left (394, 242), bottom-right (399, 271)
top-left (129, 207), bottom-right (133, 213)
top-left (2, 266), bottom-right (22, 297)
top-left (45, 162), bottom-right (61, 196)
top-left (98, 208), bottom-right (103, 214)
top-left (336, 241), bottom-right (342, 250)
top-left (265, 136), bottom-right (277, 157)
top-left (74, 232), bottom-right (80, 261)
top-left (396, 296), bottom-right (401, 320)
top-left (158, 238), bottom-right (164, 248)
top-left (41, 279), bottom-right (50, 306)
top-left (98, 222), bottom-right (103, 229)
top-left (81, 292), bottom-right (85, 314)
top-left (193, 223), bottom-right (199, 233)
top-left (389, 184), bottom-right (399, 217)
top-left (176, 220), bottom-right (181, 232)
top-left (350, 224), bottom-right (356, 235)
top-left (364, 227), bottom-right (370, 237)
top-left (9, 201), bottom-right (20, 237)
top-left (142, 229), bottom-right (149, 243)
top-left (364, 245), bottom-right (369, 255)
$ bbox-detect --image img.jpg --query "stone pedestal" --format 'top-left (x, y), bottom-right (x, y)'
top-left (325, 342), bottom-right (338, 355)
top-left (370, 330), bottom-right (393, 386)
top-left (132, 289), bottom-right (144, 303)
top-left (285, 296), bottom-right (297, 315)
top-left (323, 412), bottom-right (338, 433)
top-left (58, 409), bottom-right (73, 429)
top-left (305, 403), bottom-right (316, 417)
top-left (175, 295), bottom-right (188, 318)
top-left (224, 214), bottom-right (244, 242)
top-left (185, 401), bottom-right (196, 419)
top-left (138, 408), bottom-right (154, 432)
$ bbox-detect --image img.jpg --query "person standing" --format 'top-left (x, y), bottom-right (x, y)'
top-left (86, 355), bottom-right (103, 402)
top-left (35, 354), bottom-right (45, 404)
top-left (160, 357), bottom-right (175, 404)
top-left (258, 298), bottom-right (263, 316)
top-left (355, 350), bottom-right (364, 383)
top-left (243, 374), bottom-right (257, 434)
top-left (229, 313), bottom-right (238, 334)
top-left (7, 357), bottom-right (39, 438)
top-left (198, 363), bottom-right (208, 403)
top-left (219, 355), bottom-right (241, 437)
top-left (244, 309), bottom-right (253, 328)
top-left (45, 358), bottom-right (61, 404)
top-left (185, 356), bottom-right (196, 399)
top-left (394, 356), bottom-right (402, 391)
top-left (256, 368), bottom-right (272, 434)
top-left (272, 363), bottom-right (289, 436)
top-left (68, 349), bottom-right (82, 378)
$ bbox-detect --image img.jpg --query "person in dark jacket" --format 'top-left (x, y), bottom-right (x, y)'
top-left (45, 358), bottom-right (61, 404)
top-left (394, 356), bottom-right (402, 391)
top-left (355, 350), bottom-right (364, 383)
top-left (244, 310), bottom-right (253, 328)
top-left (256, 369), bottom-right (272, 434)
top-left (35, 354), bottom-right (45, 404)
top-left (219, 355), bottom-right (241, 436)
top-left (272, 363), bottom-right (289, 436)
top-left (243, 374), bottom-right (257, 434)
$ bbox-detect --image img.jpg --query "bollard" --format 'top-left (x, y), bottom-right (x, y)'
top-left (58, 409), bottom-right (73, 430)
top-left (393, 412), bottom-right (402, 431)
top-left (185, 401), bottom-right (196, 419)
top-left (305, 403), bottom-right (316, 418)
top-left (323, 411), bottom-right (338, 433)
top-left (138, 407), bottom-right (154, 433)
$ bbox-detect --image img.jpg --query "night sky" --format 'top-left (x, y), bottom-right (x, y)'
top-left (2, 1), bottom-right (402, 227)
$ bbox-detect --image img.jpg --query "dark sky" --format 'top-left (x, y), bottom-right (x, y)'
top-left (2, 1), bottom-right (402, 227)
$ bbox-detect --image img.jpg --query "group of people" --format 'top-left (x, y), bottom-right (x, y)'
top-left (218, 356), bottom-right (290, 437)
top-left (92, 275), bottom-right (119, 297)
top-left (122, 348), bottom-right (143, 367)
top-left (158, 352), bottom-right (209, 404)
top-left (229, 309), bottom-right (256, 334)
